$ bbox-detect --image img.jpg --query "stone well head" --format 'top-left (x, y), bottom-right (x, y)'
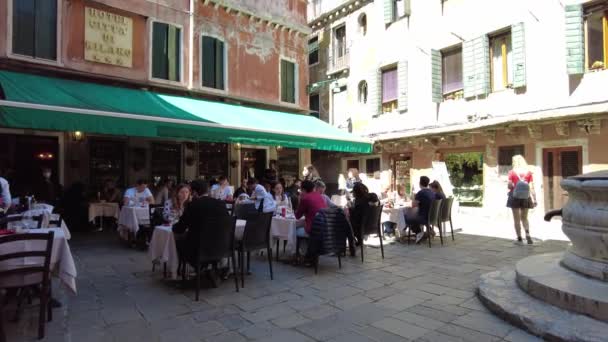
top-left (557, 170), bottom-right (608, 281)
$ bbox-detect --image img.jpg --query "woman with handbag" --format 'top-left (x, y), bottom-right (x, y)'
top-left (507, 155), bottom-right (537, 244)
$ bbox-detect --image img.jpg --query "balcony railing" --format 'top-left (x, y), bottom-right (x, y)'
top-left (328, 45), bottom-right (350, 74)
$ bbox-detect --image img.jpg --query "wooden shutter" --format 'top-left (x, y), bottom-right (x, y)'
top-left (167, 25), bottom-right (180, 82)
top-left (215, 40), bottom-right (225, 90)
top-left (462, 39), bottom-right (475, 98)
top-left (280, 60), bottom-right (287, 102)
top-left (152, 22), bottom-right (168, 80)
top-left (398, 60), bottom-right (408, 112)
top-left (281, 60), bottom-right (295, 103)
top-left (202, 36), bottom-right (215, 88)
top-left (511, 22), bottom-right (526, 88)
top-left (431, 49), bottom-right (442, 103)
top-left (565, 4), bottom-right (584, 75)
top-left (473, 35), bottom-right (490, 96)
top-left (367, 68), bottom-right (382, 115)
top-left (12, 0), bottom-right (35, 57)
top-left (403, 0), bottom-right (411, 16)
top-left (384, 0), bottom-right (394, 24)
top-left (34, 0), bottom-right (57, 60)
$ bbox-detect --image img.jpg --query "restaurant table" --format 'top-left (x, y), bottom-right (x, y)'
top-left (88, 202), bottom-right (120, 230)
top-left (117, 206), bottom-right (150, 241)
top-left (149, 220), bottom-right (247, 279)
top-left (381, 204), bottom-right (412, 237)
top-left (0, 227), bottom-right (77, 294)
top-left (270, 216), bottom-right (299, 256)
top-left (8, 214), bottom-right (71, 240)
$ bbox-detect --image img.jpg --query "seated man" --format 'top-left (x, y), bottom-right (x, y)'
top-left (404, 176), bottom-right (435, 243)
top-left (295, 180), bottom-right (328, 238)
top-left (247, 178), bottom-right (276, 213)
top-left (172, 180), bottom-right (229, 266)
top-left (123, 179), bottom-right (154, 206)
top-left (314, 180), bottom-right (336, 208)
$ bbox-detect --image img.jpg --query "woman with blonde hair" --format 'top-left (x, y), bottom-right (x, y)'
top-left (302, 164), bottom-right (320, 182)
top-left (163, 183), bottom-right (191, 224)
top-left (507, 154), bottom-right (536, 244)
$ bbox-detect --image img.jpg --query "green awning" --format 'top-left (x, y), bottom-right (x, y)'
top-left (0, 70), bottom-right (371, 153)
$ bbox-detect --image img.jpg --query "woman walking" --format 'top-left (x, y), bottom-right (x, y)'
top-left (507, 155), bottom-right (536, 244)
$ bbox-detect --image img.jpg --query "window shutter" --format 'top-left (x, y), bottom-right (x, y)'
top-left (403, 0), bottom-right (411, 16)
top-left (565, 4), bottom-right (584, 75)
top-left (462, 39), bottom-right (475, 98)
top-left (431, 49), bottom-right (442, 103)
top-left (398, 60), bottom-right (408, 112)
top-left (215, 39), bottom-right (224, 89)
top-left (167, 25), bottom-right (180, 82)
top-left (384, 0), bottom-right (394, 24)
top-left (473, 35), bottom-right (490, 96)
top-left (367, 68), bottom-right (382, 115)
top-left (511, 22), bottom-right (526, 88)
top-left (280, 60), bottom-right (287, 102)
top-left (202, 36), bottom-right (215, 88)
top-left (152, 22), bottom-right (168, 80)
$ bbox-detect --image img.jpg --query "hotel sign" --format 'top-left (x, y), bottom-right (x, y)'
top-left (84, 7), bottom-right (133, 67)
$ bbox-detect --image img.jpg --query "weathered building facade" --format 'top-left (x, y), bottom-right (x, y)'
top-left (308, 0), bottom-right (608, 216)
top-left (0, 0), bottom-right (316, 195)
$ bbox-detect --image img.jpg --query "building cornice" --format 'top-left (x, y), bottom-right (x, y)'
top-left (308, 0), bottom-right (372, 29)
top-left (202, 0), bottom-right (311, 36)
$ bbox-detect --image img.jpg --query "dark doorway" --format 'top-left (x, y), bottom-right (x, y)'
top-left (241, 148), bottom-right (266, 181)
top-left (151, 143), bottom-right (182, 184)
top-left (543, 146), bottom-right (582, 210)
top-left (89, 139), bottom-right (126, 191)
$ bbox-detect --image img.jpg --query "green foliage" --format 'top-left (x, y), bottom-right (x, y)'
top-left (445, 152), bottom-right (484, 206)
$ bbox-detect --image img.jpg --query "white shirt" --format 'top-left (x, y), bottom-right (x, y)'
top-left (253, 184), bottom-right (276, 213)
top-left (124, 187), bottom-right (153, 205)
top-left (0, 177), bottom-right (11, 210)
top-left (210, 184), bottom-right (234, 200)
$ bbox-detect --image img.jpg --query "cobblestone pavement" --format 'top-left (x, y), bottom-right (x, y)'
top-left (4, 231), bottom-right (569, 342)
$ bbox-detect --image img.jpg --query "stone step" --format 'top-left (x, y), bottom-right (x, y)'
top-left (516, 253), bottom-right (608, 322)
top-left (478, 268), bottom-right (608, 342)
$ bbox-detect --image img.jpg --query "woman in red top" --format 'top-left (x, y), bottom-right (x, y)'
top-left (507, 155), bottom-right (537, 244)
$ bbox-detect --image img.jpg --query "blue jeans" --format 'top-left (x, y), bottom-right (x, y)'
top-left (296, 227), bottom-right (309, 237)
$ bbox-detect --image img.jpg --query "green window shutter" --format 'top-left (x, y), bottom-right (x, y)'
top-left (462, 39), bottom-right (476, 98)
top-left (215, 40), bottom-right (225, 90)
top-left (281, 60), bottom-right (295, 103)
top-left (398, 60), bottom-right (408, 111)
top-left (511, 22), bottom-right (526, 88)
top-left (34, 0), bottom-right (57, 60)
top-left (431, 49), bottom-right (442, 103)
top-left (367, 68), bottom-right (382, 115)
top-left (152, 22), bottom-right (168, 80)
top-left (473, 35), bottom-right (490, 96)
top-left (167, 25), bottom-right (180, 82)
top-left (384, 0), bottom-right (394, 24)
top-left (565, 4), bottom-right (584, 75)
top-left (202, 36), bottom-right (215, 88)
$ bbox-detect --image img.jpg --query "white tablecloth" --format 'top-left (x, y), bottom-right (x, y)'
top-left (117, 206), bottom-right (150, 240)
top-left (0, 228), bottom-right (77, 294)
top-left (8, 214), bottom-right (71, 240)
top-left (88, 202), bottom-right (120, 222)
top-left (149, 220), bottom-right (247, 279)
top-left (381, 206), bottom-right (409, 232)
top-left (270, 217), bottom-right (299, 255)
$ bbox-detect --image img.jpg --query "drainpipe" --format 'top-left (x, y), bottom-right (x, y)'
top-left (188, 0), bottom-right (194, 89)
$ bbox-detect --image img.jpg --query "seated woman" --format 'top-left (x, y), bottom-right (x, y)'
top-left (271, 181), bottom-right (292, 212)
top-left (163, 183), bottom-right (191, 224)
top-left (429, 181), bottom-right (446, 200)
top-left (348, 182), bottom-right (380, 245)
top-left (101, 179), bottom-right (121, 203)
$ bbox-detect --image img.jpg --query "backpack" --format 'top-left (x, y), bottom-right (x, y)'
top-left (512, 174), bottom-right (530, 200)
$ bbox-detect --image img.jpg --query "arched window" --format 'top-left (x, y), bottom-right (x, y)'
top-left (358, 80), bottom-right (368, 104)
top-left (358, 13), bottom-right (367, 36)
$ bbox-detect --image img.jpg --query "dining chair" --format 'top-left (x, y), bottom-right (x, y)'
top-left (192, 215), bottom-right (239, 301)
top-left (439, 197), bottom-right (455, 241)
top-left (236, 212), bottom-right (273, 288)
top-left (33, 215), bottom-right (44, 229)
top-left (233, 203), bottom-right (256, 220)
top-left (137, 204), bottom-right (163, 248)
top-left (0, 215), bottom-right (23, 229)
top-left (359, 203), bottom-right (384, 262)
top-left (406, 199), bottom-right (443, 247)
top-left (0, 231), bottom-right (54, 340)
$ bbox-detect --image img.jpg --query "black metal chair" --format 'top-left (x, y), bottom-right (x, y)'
top-left (407, 199), bottom-right (444, 247)
top-left (192, 215), bottom-right (239, 301)
top-left (439, 197), bottom-right (455, 241)
top-left (0, 215), bottom-right (24, 229)
top-left (359, 204), bottom-right (384, 262)
top-left (48, 214), bottom-right (62, 228)
top-left (136, 204), bottom-right (163, 248)
top-left (233, 203), bottom-right (257, 220)
top-left (236, 212), bottom-right (273, 288)
top-left (0, 231), bottom-right (54, 340)
top-left (33, 215), bottom-right (44, 229)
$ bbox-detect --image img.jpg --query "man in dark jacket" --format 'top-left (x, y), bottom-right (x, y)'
top-left (173, 180), bottom-right (229, 266)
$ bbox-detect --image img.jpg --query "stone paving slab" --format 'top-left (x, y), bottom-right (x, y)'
top-left (2, 232), bottom-right (567, 341)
